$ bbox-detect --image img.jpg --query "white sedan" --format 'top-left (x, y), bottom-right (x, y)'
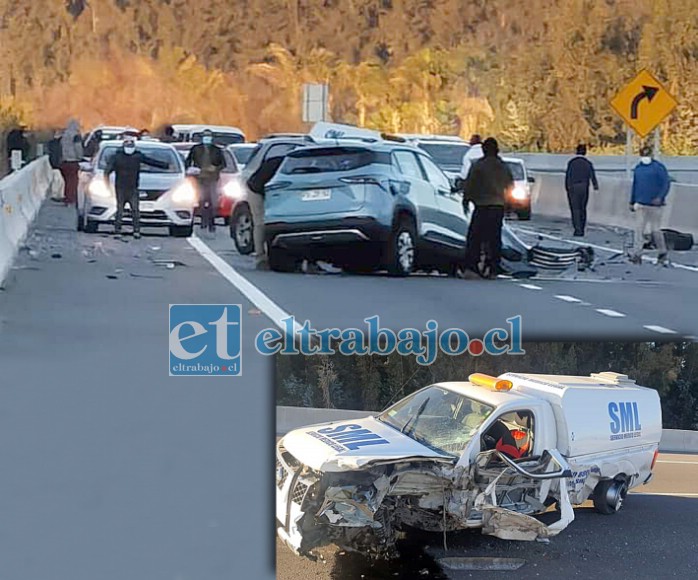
top-left (77, 141), bottom-right (197, 237)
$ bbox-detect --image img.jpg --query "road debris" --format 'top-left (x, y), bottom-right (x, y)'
top-left (438, 557), bottom-right (526, 571)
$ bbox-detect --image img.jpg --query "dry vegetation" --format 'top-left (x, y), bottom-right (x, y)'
top-left (0, 0), bottom-right (696, 152)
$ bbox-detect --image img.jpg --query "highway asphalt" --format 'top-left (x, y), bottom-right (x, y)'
top-left (1, 203), bottom-right (697, 580)
top-left (275, 453), bottom-right (698, 579)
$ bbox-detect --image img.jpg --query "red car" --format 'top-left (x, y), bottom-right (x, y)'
top-left (173, 142), bottom-right (243, 224)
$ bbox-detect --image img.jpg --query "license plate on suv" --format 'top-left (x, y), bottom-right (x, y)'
top-left (301, 189), bottom-right (331, 201)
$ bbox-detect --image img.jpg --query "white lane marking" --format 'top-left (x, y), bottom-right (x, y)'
top-left (187, 235), bottom-right (303, 333)
top-left (519, 283), bottom-right (542, 290)
top-left (643, 325), bottom-right (678, 334)
top-left (630, 492), bottom-right (698, 497)
top-left (512, 225), bottom-right (698, 273)
top-left (656, 460), bottom-right (698, 465)
top-left (595, 308), bottom-right (626, 318)
top-left (555, 295), bottom-right (582, 303)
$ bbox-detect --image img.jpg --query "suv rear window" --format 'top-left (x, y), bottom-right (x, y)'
top-left (280, 148), bottom-right (388, 174)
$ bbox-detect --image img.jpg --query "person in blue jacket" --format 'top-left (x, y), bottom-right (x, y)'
top-left (629, 146), bottom-right (671, 265)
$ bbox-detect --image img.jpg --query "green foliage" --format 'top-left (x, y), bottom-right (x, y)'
top-left (276, 342), bottom-right (698, 430)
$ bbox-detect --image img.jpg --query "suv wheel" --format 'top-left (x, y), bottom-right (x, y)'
top-left (386, 218), bottom-right (416, 277)
top-left (230, 204), bottom-right (254, 255)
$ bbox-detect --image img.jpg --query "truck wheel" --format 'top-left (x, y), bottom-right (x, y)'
top-left (517, 208), bottom-right (531, 220)
top-left (268, 247), bottom-right (301, 273)
top-left (231, 204), bottom-right (254, 255)
top-left (593, 479), bottom-right (628, 515)
top-left (385, 218), bottom-right (416, 277)
top-left (84, 219), bottom-right (98, 234)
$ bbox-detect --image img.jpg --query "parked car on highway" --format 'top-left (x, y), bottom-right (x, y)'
top-left (264, 139), bottom-right (538, 275)
top-left (171, 124), bottom-right (245, 146)
top-left (277, 371), bottom-right (661, 558)
top-left (503, 157), bottom-right (535, 220)
top-left (400, 134), bottom-right (471, 179)
top-left (76, 140), bottom-right (196, 237)
top-left (229, 136), bottom-right (316, 254)
top-left (227, 143), bottom-right (257, 170)
top-left (173, 142), bottom-right (243, 226)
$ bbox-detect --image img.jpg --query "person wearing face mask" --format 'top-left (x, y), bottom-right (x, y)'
top-left (104, 139), bottom-right (169, 238)
top-left (629, 146), bottom-right (671, 265)
top-left (185, 129), bottom-right (225, 234)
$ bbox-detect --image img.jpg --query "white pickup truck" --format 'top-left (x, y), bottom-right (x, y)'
top-left (276, 371), bottom-right (662, 557)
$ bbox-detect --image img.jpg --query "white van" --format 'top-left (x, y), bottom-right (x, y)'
top-left (276, 371), bottom-right (661, 557)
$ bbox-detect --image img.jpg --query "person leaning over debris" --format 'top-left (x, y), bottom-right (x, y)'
top-left (629, 145), bottom-right (671, 266)
top-left (185, 128), bottom-right (225, 234)
top-left (564, 143), bottom-right (599, 237)
top-left (59, 119), bottom-right (84, 206)
top-left (460, 137), bottom-right (514, 280)
top-left (105, 137), bottom-right (169, 239)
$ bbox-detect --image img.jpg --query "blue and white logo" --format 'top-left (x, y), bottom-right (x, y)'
top-left (169, 305), bottom-right (242, 376)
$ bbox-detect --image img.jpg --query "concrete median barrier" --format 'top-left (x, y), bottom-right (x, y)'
top-left (277, 406), bottom-right (698, 454)
top-left (533, 173), bottom-right (698, 238)
top-left (0, 157), bottom-right (53, 287)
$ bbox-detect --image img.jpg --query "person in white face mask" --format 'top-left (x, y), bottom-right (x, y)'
top-left (185, 128), bottom-right (225, 234)
top-left (629, 146), bottom-right (671, 265)
top-left (104, 138), bottom-right (169, 238)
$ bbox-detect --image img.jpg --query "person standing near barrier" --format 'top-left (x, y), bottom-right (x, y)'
top-left (185, 128), bottom-right (225, 234)
top-left (59, 119), bottom-right (84, 206)
top-left (629, 146), bottom-right (671, 265)
top-left (48, 129), bottom-right (66, 202)
top-left (564, 143), bottom-right (598, 237)
top-left (6, 125), bottom-right (30, 172)
top-left (105, 137), bottom-right (169, 239)
top-left (460, 137), bottom-right (513, 280)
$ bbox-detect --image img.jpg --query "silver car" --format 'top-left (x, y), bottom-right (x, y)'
top-left (76, 141), bottom-right (197, 237)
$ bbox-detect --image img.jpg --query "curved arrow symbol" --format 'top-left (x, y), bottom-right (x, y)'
top-left (630, 85), bottom-right (659, 119)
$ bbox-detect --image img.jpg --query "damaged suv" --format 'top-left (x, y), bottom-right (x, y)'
top-left (277, 371), bottom-right (661, 558)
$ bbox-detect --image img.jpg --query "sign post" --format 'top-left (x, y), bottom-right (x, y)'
top-left (302, 83), bottom-right (329, 124)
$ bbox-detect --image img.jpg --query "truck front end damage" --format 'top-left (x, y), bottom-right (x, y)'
top-left (276, 437), bottom-right (576, 558)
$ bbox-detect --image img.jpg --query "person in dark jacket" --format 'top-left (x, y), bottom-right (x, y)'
top-left (6, 125), bottom-right (30, 172)
top-left (185, 128), bottom-right (225, 234)
top-left (83, 129), bottom-right (103, 158)
top-left (629, 146), bottom-right (671, 265)
top-left (461, 137), bottom-right (514, 280)
top-left (564, 143), bottom-right (599, 237)
top-left (48, 129), bottom-right (63, 170)
top-left (104, 138), bottom-right (169, 238)
top-left (160, 125), bottom-right (177, 143)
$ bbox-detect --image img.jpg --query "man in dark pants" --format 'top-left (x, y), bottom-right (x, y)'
top-left (461, 137), bottom-right (513, 280)
top-left (105, 138), bottom-right (169, 239)
top-left (565, 143), bottom-right (599, 236)
top-left (185, 129), bottom-right (225, 234)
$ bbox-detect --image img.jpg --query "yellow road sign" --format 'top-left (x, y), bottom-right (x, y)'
top-left (610, 69), bottom-right (678, 138)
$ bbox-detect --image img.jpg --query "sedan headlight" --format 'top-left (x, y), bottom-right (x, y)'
top-left (222, 178), bottom-right (245, 199)
top-left (171, 180), bottom-right (198, 205)
top-left (88, 178), bottom-right (114, 199)
top-left (511, 185), bottom-right (529, 201)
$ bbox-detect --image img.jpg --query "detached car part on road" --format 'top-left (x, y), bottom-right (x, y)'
top-left (277, 371), bottom-right (661, 558)
top-left (76, 141), bottom-right (197, 237)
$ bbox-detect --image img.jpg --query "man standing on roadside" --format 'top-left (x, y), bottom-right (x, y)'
top-left (185, 128), bottom-right (225, 234)
top-left (629, 146), bottom-right (671, 265)
top-left (59, 119), bottom-right (84, 206)
top-left (459, 134), bottom-right (484, 180)
top-left (461, 137), bottom-right (513, 280)
top-left (105, 137), bottom-right (169, 239)
top-left (565, 143), bottom-right (599, 237)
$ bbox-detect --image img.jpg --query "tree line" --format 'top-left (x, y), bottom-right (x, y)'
top-left (0, 0), bottom-right (696, 151)
top-left (276, 342), bottom-right (698, 431)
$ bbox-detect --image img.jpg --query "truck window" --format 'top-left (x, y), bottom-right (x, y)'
top-left (482, 410), bottom-right (535, 459)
